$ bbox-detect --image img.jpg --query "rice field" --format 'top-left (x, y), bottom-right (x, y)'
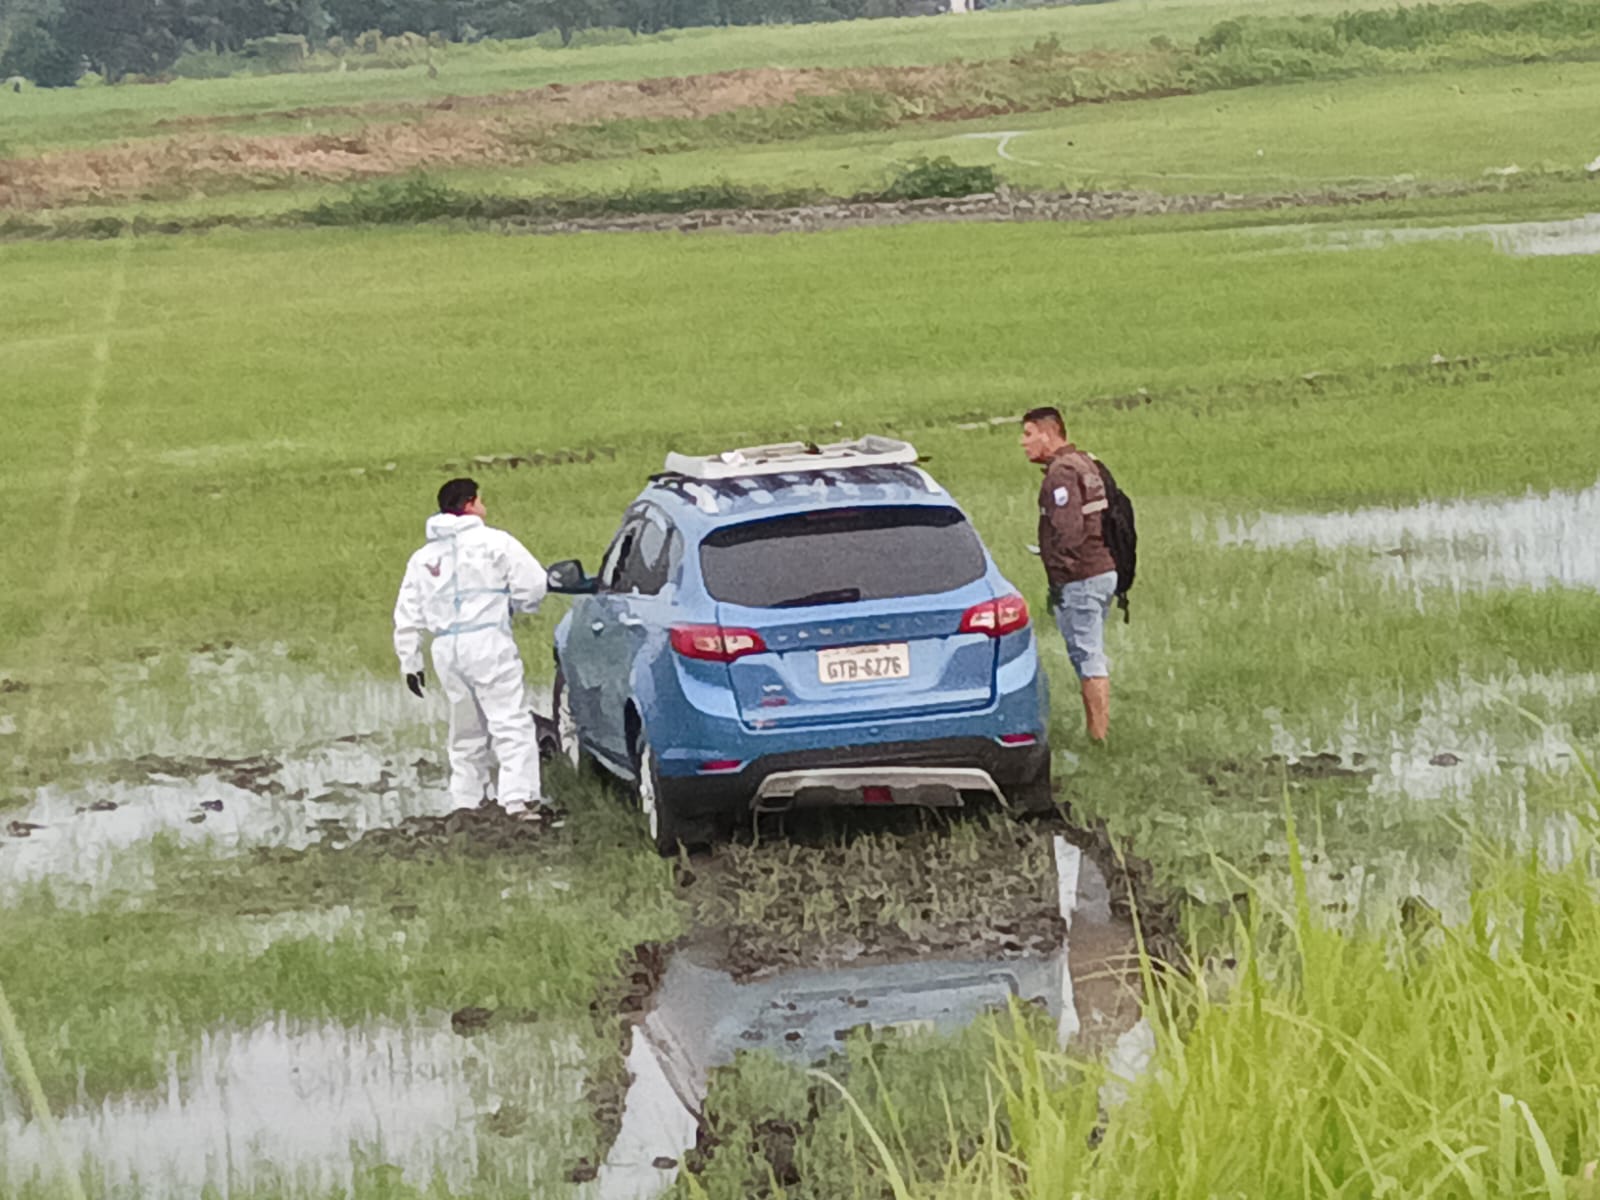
top-left (3, 0), bottom-right (1600, 1193)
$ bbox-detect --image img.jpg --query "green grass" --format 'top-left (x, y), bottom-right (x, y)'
top-left (487, 57), bottom-right (1600, 197)
top-left (682, 1013), bottom-right (1025, 1198)
top-left (3, 216), bottom-right (1598, 890)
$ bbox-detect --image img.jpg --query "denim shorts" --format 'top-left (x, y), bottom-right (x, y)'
top-left (1053, 570), bottom-right (1117, 680)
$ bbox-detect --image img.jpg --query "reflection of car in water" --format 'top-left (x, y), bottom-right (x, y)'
top-left (546, 437), bottom-right (1051, 853)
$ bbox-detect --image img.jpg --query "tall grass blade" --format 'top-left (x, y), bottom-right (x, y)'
top-left (809, 1068), bottom-right (914, 1200)
top-left (1517, 1099), bottom-right (1568, 1200)
top-left (1423, 1136), bottom-right (1489, 1200)
top-left (1499, 1093), bottom-right (1520, 1196)
top-left (0, 978), bottom-right (88, 1200)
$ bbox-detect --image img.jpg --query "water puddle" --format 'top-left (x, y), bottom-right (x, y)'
top-left (0, 1013), bottom-right (591, 1199)
top-left (1212, 488), bottom-right (1599, 921)
top-left (0, 647), bottom-right (534, 903)
top-left (593, 842), bottom-right (1139, 1198)
top-left (1213, 480), bottom-right (1600, 598)
top-left (1306, 669), bottom-right (1596, 809)
top-left (0, 742), bottom-right (458, 903)
top-left (1244, 664), bottom-right (1600, 936)
top-left (1268, 214), bottom-right (1600, 258)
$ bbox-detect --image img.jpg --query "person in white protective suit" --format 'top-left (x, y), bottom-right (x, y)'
top-left (393, 478), bottom-right (550, 816)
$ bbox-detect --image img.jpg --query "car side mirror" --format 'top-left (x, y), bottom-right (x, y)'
top-left (546, 559), bottom-right (598, 595)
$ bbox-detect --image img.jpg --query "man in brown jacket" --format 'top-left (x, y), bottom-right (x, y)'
top-left (1021, 406), bottom-right (1117, 742)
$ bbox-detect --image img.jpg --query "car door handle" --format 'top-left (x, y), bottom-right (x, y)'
top-left (590, 620), bottom-right (606, 634)
top-left (618, 615), bottom-right (644, 628)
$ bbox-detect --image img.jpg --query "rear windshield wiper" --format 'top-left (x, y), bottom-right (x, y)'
top-left (770, 587), bottom-right (863, 608)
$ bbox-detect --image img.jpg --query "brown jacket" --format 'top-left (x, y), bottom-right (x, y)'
top-left (1038, 445), bottom-right (1116, 587)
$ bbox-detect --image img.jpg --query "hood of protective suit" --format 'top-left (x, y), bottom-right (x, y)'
top-left (424, 513), bottom-right (484, 541)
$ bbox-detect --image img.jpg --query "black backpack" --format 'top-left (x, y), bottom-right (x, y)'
top-left (1090, 456), bottom-right (1137, 622)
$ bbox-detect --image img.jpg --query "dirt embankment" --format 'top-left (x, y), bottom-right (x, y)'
top-left (0, 52), bottom-right (1177, 211)
top-left (152, 64), bottom-right (941, 128)
top-left (0, 63), bottom-right (960, 211)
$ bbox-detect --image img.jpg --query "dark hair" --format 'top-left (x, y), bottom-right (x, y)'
top-left (437, 477), bottom-right (479, 515)
top-left (1021, 406), bottom-right (1066, 435)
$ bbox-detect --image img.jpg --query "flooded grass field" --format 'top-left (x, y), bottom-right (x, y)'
top-left (4, 14), bottom-right (1600, 1187)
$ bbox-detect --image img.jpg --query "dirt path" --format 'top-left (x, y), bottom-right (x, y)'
top-left (491, 183), bottom-right (1440, 236)
top-left (0, 182), bottom-right (1463, 244)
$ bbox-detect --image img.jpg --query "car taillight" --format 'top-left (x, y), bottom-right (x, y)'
top-left (960, 594), bottom-right (1030, 637)
top-left (670, 624), bottom-right (767, 662)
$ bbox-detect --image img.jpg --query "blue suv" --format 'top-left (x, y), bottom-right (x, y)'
top-left (545, 438), bottom-right (1051, 852)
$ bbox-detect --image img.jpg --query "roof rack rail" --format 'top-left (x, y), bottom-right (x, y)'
top-left (662, 435), bottom-right (918, 481)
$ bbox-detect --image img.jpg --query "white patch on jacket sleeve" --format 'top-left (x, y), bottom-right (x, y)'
top-left (1052, 485), bottom-right (1070, 507)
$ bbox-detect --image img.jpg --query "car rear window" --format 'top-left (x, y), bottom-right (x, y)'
top-left (699, 506), bottom-right (987, 608)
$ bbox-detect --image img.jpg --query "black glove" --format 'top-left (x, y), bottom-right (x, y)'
top-left (405, 670), bottom-right (426, 698)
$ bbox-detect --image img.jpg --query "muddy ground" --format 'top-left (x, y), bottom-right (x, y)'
top-left (2, 700), bottom-right (1150, 1196)
top-left (687, 812), bottom-right (1066, 978)
top-left (188, 796), bottom-right (1144, 1191)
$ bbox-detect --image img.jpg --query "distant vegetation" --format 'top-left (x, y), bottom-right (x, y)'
top-left (0, 0), bottom-right (976, 87)
top-left (6, 0), bottom-right (1600, 95)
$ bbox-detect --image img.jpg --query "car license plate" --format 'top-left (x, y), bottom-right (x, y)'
top-left (817, 643), bottom-right (911, 684)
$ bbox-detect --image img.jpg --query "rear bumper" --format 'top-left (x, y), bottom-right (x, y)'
top-left (754, 765), bottom-right (1003, 812)
top-left (660, 735), bottom-right (1050, 819)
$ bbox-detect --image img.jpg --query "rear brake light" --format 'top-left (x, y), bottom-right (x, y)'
top-left (960, 594), bottom-right (1030, 637)
top-left (699, 759), bottom-right (744, 773)
top-left (998, 733), bottom-right (1038, 746)
top-left (670, 624), bottom-right (767, 662)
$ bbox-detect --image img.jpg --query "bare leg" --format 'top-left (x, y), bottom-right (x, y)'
top-left (1081, 676), bottom-right (1110, 742)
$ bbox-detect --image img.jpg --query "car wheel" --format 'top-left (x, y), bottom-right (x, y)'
top-left (1005, 767), bottom-right (1056, 815)
top-left (631, 725), bottom-right (688, 856)
top-left (552, 667), bottom-right (581, 771)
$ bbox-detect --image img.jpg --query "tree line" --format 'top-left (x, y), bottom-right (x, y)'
top-left (0, 0), bottom-right (960, 86)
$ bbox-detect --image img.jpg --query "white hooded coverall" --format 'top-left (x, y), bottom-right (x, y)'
top-left (393, 513), bottom-right (548, 809)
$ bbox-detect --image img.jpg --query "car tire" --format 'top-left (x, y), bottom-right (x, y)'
top-left (631, 724), bottom-right (690, 856)
top-left (1005, 766), bottom-right (1056, 815)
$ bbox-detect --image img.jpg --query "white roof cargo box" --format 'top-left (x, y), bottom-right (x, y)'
top-left (663, 435), bottom-right (919, 481)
